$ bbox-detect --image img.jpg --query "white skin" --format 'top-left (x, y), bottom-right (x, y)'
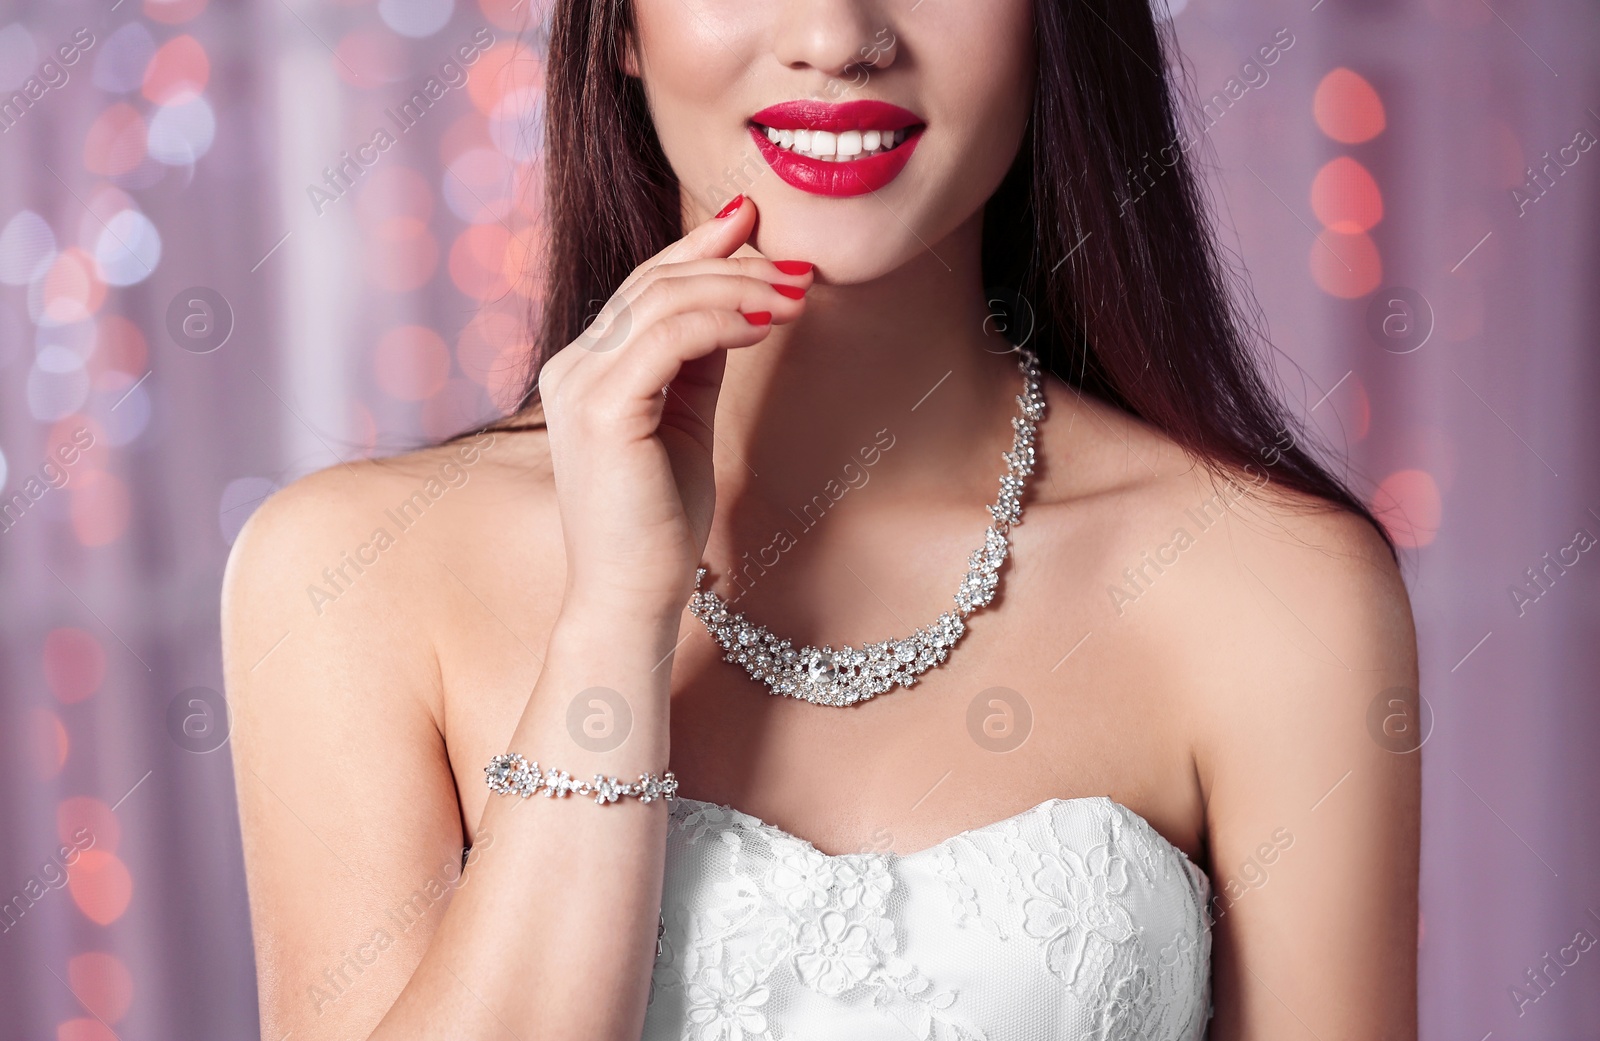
top-left (224, 1), bottom-right (1419, 1039)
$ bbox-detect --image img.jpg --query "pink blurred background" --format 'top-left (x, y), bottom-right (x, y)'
top-left (0, 0), bottom-right (1596, 1037)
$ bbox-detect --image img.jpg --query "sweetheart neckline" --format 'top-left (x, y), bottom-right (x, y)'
top-left (672, 793), bottom-right (1209, 878)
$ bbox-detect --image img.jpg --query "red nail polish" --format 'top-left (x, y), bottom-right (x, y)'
top-left (743, 311), bottom-right (772, 325)
top-left (772, 283), bottom-right (806, 299)
top-left (774, 260), bottom-right (813, 275)
top-left (716, 194), bottom-right (745, 219)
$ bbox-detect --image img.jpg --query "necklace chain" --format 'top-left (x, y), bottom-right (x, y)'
top-left (687, 347), bottom-right (1047, 707)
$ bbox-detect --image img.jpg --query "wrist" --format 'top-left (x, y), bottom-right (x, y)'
top-left (546, 590), bottom-right (691, 689)
top-left (558, 583), bottom-right (690, 636)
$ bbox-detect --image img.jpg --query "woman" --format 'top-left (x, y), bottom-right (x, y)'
top-left (223, 0), bottom-right (1420, 1038)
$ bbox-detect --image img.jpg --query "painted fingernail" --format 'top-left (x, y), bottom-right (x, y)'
top-left (771, 283), bottom-right (806, 299)
top-left (715, 194), bottom-right (745, 219)
top-left (773, 260), bottom-right (813, 275)
top-left (743, 311), bottom-right (772, 325)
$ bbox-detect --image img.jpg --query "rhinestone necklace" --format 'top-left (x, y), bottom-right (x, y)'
top-left (687, 347), bottom-right (1047, 708)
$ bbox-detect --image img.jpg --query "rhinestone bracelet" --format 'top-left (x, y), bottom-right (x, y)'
top-left (484, 753), bottom-right (678, 805)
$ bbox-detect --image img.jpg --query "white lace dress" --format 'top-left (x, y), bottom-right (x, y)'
top-left (641, 795), bottom-right (1213, 1040)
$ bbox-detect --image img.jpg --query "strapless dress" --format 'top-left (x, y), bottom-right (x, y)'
top-left (641, 794), bottom-right (1213, 1040)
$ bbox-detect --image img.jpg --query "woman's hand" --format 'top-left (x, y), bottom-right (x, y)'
top-left (537, 195), bottom-right (812, 614)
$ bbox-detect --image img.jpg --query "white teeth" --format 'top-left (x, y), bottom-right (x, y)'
top-left (757, 124), bottom-right (912, 161)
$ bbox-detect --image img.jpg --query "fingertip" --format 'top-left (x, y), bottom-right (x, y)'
top-left (682, 194), bottom-right (755, 260)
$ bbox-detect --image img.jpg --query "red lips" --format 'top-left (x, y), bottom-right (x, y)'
top-left (748, 100), bottom-right (925, 198)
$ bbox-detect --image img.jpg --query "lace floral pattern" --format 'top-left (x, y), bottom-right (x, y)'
top-left (1022, 840), bottom-right (1136, 992)
top-left (686, 964), bottom-right (772, 1041)
top-left (643, 795), bottom-right (1212, 1041)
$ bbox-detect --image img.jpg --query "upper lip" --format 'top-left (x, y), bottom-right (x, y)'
top-left (749, 100), bottom-right (924, 133)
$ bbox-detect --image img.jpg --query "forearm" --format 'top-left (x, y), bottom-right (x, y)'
top-left (369, 596), bottom-right (683, 1040)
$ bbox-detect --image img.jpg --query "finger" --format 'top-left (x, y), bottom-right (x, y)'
top-left (615, 274), bottom-right (807, 343)
top-left (602, 254), bottom-right (811, 345)
top-left (647, 255), bottom-right (815, 290)
top-left (612, 309), bottom-right (775, 410)
top-left (562, 270), bottom-right (804, 368)
top-left (621, 194), bottom-right (759, 299)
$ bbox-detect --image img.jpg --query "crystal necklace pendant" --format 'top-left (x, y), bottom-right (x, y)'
top-left (687, 347), bottom-right (1047, 708)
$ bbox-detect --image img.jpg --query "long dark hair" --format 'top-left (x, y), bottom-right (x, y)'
top-left (442, 0), bottom-right (1397, 560)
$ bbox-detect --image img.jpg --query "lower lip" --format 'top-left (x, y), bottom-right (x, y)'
top-left (747, 123), bottom-right (924, 197)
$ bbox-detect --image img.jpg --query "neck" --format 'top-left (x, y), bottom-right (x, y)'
top-left (712, 212), bottom-right (1024, 515)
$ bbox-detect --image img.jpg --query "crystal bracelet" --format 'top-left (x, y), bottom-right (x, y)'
top-left (484, 752), bottom-right (678, 805)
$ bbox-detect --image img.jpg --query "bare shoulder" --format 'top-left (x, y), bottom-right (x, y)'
top-left (221, 427), bottom-right (562, 717)
top-left (1030, 372), bottom-right (1417, 791)
top-left (1033, 371), bottom-right (1410, 641)
top-left (226, 425), bottom-right (557, 578)
top-left (1127, 438), bottom-right (1417, 732)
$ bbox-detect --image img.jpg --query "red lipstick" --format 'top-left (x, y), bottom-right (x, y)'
top-left (748, 100), bottom-right (925, 198)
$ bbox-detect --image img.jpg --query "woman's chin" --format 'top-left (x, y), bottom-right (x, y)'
top-left (741, 224), bottom-right (928, 286)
